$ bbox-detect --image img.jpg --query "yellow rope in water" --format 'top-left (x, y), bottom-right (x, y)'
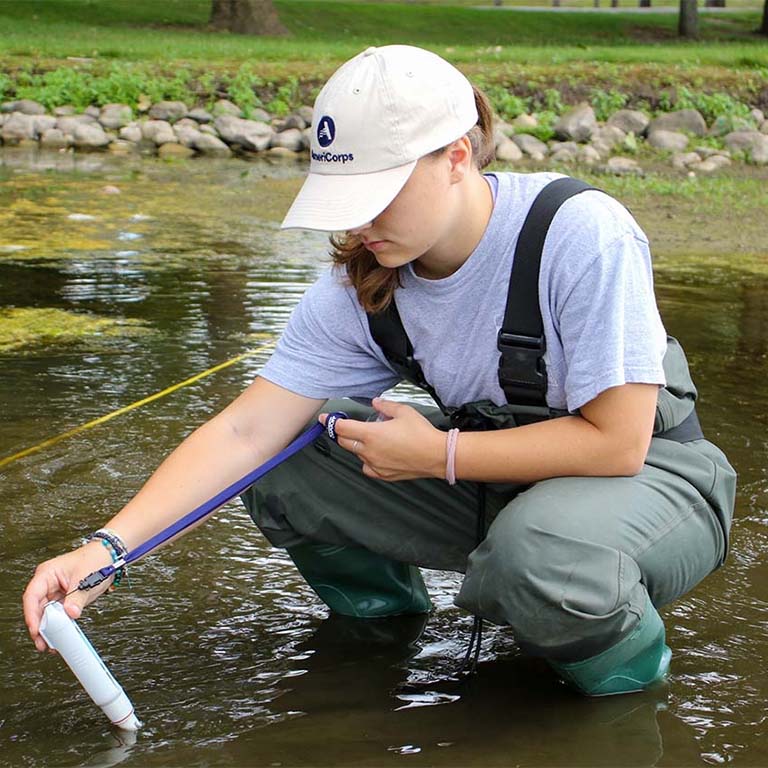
top-left (0, 340), bottom-right (276, 470)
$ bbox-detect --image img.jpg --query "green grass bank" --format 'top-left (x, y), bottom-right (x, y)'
top-left (1, 0), bottom-right (767, 114)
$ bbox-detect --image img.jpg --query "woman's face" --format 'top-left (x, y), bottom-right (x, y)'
top-left (347, 150), bottom-right (457, 271)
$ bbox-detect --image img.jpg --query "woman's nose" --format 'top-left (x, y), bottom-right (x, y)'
top-left (347, 220), bottom-right (373, 235)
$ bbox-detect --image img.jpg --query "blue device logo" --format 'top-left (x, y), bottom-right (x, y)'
top-left (317, 116), bottom-right (335, 147)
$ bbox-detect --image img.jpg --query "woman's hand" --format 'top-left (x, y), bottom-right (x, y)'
top-left (319, 398), bottom-right (446, 482)
top-left (23, 542), bottom-right (114, 652)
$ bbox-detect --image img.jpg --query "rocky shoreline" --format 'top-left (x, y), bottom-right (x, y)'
top-left (2, 97), bottom-right (767, 175)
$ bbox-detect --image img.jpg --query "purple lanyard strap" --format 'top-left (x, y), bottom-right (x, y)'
top-left (77, 412), bottom-right (348, 592)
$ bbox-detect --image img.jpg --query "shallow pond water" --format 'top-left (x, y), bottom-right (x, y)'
top-left (1, 148), bottom-right (766, 767)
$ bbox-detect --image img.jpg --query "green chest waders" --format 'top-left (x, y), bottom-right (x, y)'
top-left (365, 178), bottom-right (704, 694)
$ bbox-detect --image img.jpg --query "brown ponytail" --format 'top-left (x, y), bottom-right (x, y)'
top-left (329, 84), bottom-right (496, 314)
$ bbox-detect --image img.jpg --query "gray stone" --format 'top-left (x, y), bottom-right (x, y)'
top-left (695, 147), bottom-right (730, 159)
top-left (648, 109), bottom-right (706, 137)
top-left (214, 115), bottom-right (272, 151)
top-left (53, 105), bottom-right (76, 117)
top-left (493, 124), bottom-right (511, 148)
top-left (142, 120), bottom-right (177, 145)
top-left (211, 99), bottom-right (243, 118)
top-left (72, 122), bottom-right (110, 148)
top-left (511, 133), bottom-right (549, 157)
top-left (607, 109), bottom-right (649, 136)
top-left (724, 130), bottom-right (768, 164)
top-left (671, 152), bottom-right (701, 170)
top-left (648, 130), bottom-right (689, 152)
top-left (40, 128), bottom-right (72, 148)
top-left (33, 115), bottom-right (57, 135)
top-left (270, 128), bottom-right (305, 152)
top-left (495, 138), bottom-right (523, 162)
top-left (118, 123), bottom-right (143, 143)
top-left (553, 103), bottom-right (597, 143)
top-left (99, 104), bottom-right (133, 129)
top-left (2, 113), bottom-right (37, 142)
top-left (550, 148), bottom-right (577, 164)
top-left (158, 143), bottom-right (195, 159)
top-left (750, 108), bottom-right (765, 125)
top-left (0, 114), bottom-right (5, 128)
top-left (174, 117), bottom-right (200, 131)
top-left (267, 146), bottom-right (302, 159)
top-left (149, 101), bottom-right (188, 122)
top-left (578, 145), bottom-right (602, 165)
top-left (590, 125), bottom-right (626, 150)
top-left (511, 114), bottom-right (538, 130)
top-left (282, 114), bottom-right (307, 131)
top-left (173, 124), bottom-right (203, 149)
top-left (194, 133), bottom-right (232, 157)
top-left (549, 141), bottom-right (580, 155)
top-left (56, 115), bottom-right (97, 135)
top-left (697, 155), bottom-right (731, 173)
top-left (709, 115), bottom-right (755, 137)
top-left (251, 108), bottom-right (272, 123)
top-left (108, 140), bottom-right (138, 154)
top-left (297, 105), bottom-right (314, 124)
top-left (188, 107), bottom-right (213, 124)
top-left (606, 156), bottom-right (642, 175)
top-left (760, 120), bottom-right (768, 136)
top-left (2, 99), bottom-right (46, 115)
top-left (84, 106), bottom-right (101, 119)
top-left (198, 124), bottom-right (219, 137)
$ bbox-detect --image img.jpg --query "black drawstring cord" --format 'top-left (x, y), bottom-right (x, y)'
top-left (460, 482), bottom-right (487, 675)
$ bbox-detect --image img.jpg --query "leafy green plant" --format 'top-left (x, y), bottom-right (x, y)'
top-left (266, 76), bottom-right (300, 117)
top-left (15, 68), bottom-right (93, 110)
top-left (484, 84), bottom-right (530, 122)
top-left (673, 86), bottom-right (752, 125)
top-left (225, 64), bottom-right (263, 118)
top-left (591, 88), bottom-right (628, 121)
top-left (0, 72), bottom-right (11, 102)
top-left (517, 110), bottom-right (557, 143)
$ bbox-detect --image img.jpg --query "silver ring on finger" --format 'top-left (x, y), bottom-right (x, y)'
top-left (352, 440), bottom-right (360, 452)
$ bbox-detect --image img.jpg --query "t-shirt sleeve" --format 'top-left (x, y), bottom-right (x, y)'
top-left (547, 195), bottom-right (668, 413)
top-left (258, 267), bottom-right (401, 399)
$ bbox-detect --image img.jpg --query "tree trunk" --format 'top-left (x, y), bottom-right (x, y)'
top-left (705, 0), bottom-right (725, 6)
top-left (611, 0), bottom-right (619, 7)
top-left (209, 0), bottom-right (288, 36)
top-left (678, 0), bottom-right (699, 38)
top-left (761, 0), bottom-right (768, 34)
top-left (639, 0), bottom-right (651, 7)
top-left (553, 0), bottom-right (560, 6)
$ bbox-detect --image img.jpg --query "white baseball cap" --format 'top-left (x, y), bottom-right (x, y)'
top-left (281, 45), bottom-right (478, 232)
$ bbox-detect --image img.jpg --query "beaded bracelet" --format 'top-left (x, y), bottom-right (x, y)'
top-left (84, 530), bottom-right (128, 590)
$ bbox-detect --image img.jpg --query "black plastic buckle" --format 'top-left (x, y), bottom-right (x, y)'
top-left (497, 331), bottom-right (548, 403)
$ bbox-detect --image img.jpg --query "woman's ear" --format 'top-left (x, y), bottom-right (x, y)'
top-left (445, 136), bottom-right (473, 184)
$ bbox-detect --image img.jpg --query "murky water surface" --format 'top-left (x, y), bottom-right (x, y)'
top-left (1, 149), bottom-right (766, 767)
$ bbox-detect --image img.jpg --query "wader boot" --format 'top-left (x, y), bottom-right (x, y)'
top-left (550, 599), bottom-right (672, 696)
top-left (286, 542), bottom-right (432, 618)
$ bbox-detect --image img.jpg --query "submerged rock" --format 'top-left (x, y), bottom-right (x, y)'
top-left (0, 307), bottom-right (154, 353)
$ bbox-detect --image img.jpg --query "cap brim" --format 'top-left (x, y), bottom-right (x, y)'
top-left (281, 161), bottom-right (417, 232)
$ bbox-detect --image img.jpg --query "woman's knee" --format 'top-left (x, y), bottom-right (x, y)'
top-left (458, 486), bottom-right (645, 658)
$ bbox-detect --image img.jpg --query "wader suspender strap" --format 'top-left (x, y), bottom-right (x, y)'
top-left (367, 296), bottom-right (450, 414)
top-left (498, 177), bottom-right (594, 406)
top-left (367, 176), bottom-right (594, 413)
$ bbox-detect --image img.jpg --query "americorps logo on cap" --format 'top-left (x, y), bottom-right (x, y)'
top-left (317, 116), bottom-right (335, 147)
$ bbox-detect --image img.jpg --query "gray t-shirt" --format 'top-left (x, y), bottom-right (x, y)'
top-left (259, 171), bottom-right (667, 413)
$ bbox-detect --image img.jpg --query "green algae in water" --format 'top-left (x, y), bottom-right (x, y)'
top-left (0, 307), bottom-right (154, 353)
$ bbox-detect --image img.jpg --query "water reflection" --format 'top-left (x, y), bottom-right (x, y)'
top-left (1, 153), bottom-right (766, 766)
